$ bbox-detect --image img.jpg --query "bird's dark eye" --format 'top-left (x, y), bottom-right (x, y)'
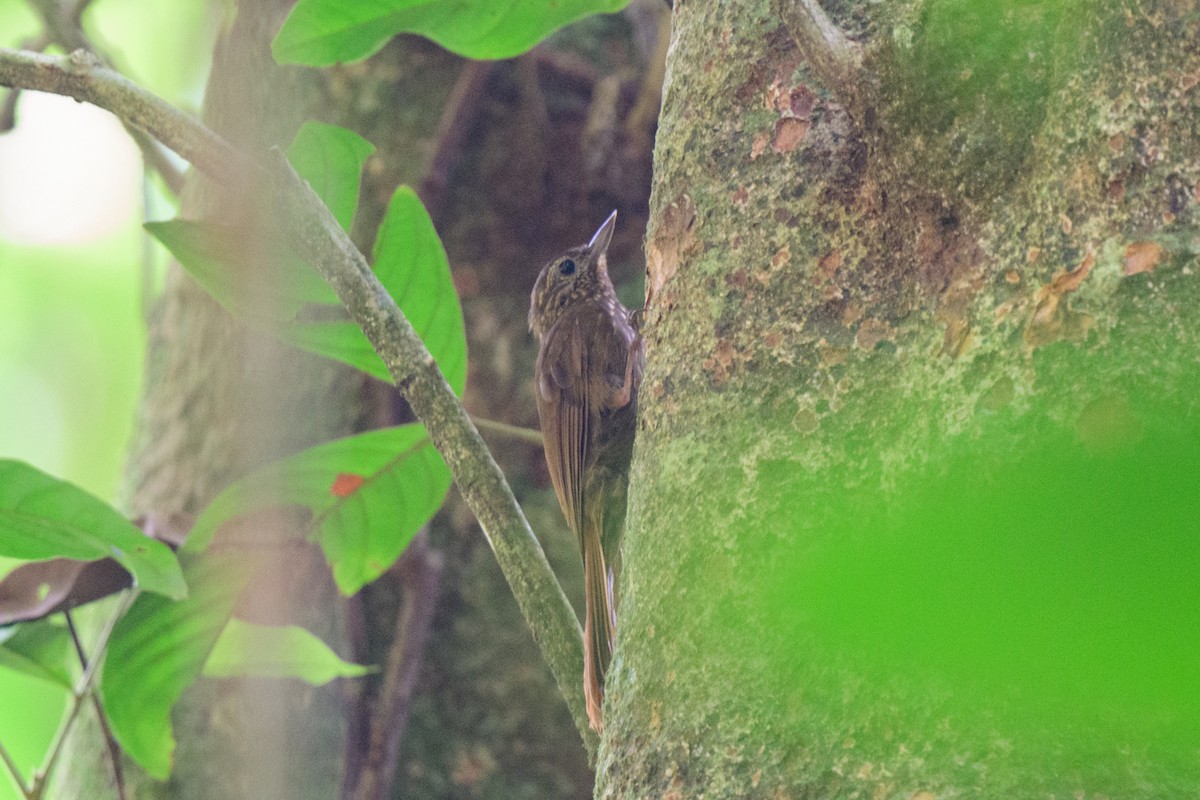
top-left (558, 258), bottom-right (576, 276)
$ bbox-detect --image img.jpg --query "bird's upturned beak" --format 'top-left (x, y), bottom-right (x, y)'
top-left (587, 210), bottom-right (618, 256)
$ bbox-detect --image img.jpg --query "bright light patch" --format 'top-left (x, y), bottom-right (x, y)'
top-left (0, 93), bottom-right (140, 245)
top-left (0, 363), bottom-right (66, 475)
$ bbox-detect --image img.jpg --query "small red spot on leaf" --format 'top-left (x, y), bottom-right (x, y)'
top-left (331, 473), bottom-right (365, 497)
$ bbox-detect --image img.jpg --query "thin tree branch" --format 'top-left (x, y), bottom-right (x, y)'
top-left (0, 48), bottom-right (250, 187)
top-left (773, 0), bottom-right (866, 118)
top-left (127, 127), bottom-right (187, 196)
top-left (32, 592), bottom-right (134, 798)
top-left (349, 533), bottom-right (443, 800)
top-left (0, 34), bottom-right (50, 133)
top-left (16, 1), bottom-right (188, 193)
top-left (0, 740), bottom-right (31, 800)
top-left (472, 416), bottom-right (543, 446)
top-left (418, 60), bottom-right (495, 226)
top-left (64, 612), bottom-right (127, 800)
top-left (0, 46), bottom-right (597, 753)
top-left (268, 148), bottom-right (596, 750)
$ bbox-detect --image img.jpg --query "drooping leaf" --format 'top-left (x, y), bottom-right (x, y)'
top-left (189, 425), bottom-right (451, 595)
top-left (372, 185), bottom-right (467, 395)
top-left (274, 0), bottom-right (631, 65)
top-left (0, 557), bottom-right (132, 626)
top-left (286, 121), bottom-right (375, 234)
top-left (0, 622), bottom-right (72, 688)
top-left (203, 619), bottom-right (372, 684)
top-left (145, 220), bottom-right (337, 317)
top-left (0, 461), bottom-right (185, 600)
top-left (100, 554), bottom-right (250, 779)
top-left (148, 184), bottom-right (466, 394)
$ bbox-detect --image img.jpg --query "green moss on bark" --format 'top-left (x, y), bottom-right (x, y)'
top-left (600, 0), bottom-right (1200, 796)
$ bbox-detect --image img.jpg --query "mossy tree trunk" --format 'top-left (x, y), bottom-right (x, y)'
top-left (601, 0), bottom-right (1199, 797)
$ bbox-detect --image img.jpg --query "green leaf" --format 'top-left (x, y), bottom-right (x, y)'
top-left (203, 619), bottom-right (372, 684)
top-left (147, 187), bottom-right (466, 394)
top-left (0, 461), bottom-right (185, 600)
top-left (189, 425), bottom-right (452, 595)
top-left (273, 0), bottom-right (630, 65)
top-left (372, 186), bottom-right (467, 395)
top-left (287, 121), bottom-right (375, 234)
top-left (0, 622), bottom-right (72, 688)
top-left (145, 220), bottom-right (337, 317)
top-left (100, 555), bottom-right (249, 779)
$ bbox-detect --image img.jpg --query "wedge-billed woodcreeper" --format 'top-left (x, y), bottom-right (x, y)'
top-left (529, 211), bottom-right (643, 733)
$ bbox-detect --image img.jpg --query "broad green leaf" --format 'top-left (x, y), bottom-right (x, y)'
top-left (100, 555), bottom-right (249, 779)
top-left (203, 619), bottom-right (372, 684)
top-left (189, 425), bottom-right (452, 595)
top-left (145, 220), bottom-right (337, 316)
top-left (273, 0), bottom-right (630, 65)
top-left (148, 187), bottom-right (466, 394)
top-left (0, 461), bottom-right (185, 600)
top-left (372, 186), bottom-right (467, 395)
top-left (278, 320), bottom-right (388, 382)
top-left (286, 121), bottom-right (375, 234)
top-left (0, 623), bottom-right (72, 688)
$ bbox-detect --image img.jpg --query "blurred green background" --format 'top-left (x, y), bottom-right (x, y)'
top-left (0, 0), bottom-right (213, 796)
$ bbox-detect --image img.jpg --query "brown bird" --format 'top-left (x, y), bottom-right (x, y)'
top-left (529, 211), bottom-right (643, 733)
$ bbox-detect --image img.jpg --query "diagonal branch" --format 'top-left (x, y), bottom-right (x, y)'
top-left (64, 611), bottom-right (127, 800)
top-left (0, 739), bottom-right (30, 800)
top-left (0, 46), bottom-right (597, 754)
top-left (23, 0), bottom-right (187, 194)
top-left (32, 592), bottom-right (135, 798)
top-left (267, 148), bottom-right (595, 750)
top-left (0, 48), bottom-right (250, 187)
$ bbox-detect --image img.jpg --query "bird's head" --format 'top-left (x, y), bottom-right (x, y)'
top-left (529, 211), bottom-right (618, 338)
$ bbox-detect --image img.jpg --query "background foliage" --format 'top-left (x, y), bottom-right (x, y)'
top-left (0, 1), bottom-right (214, 795)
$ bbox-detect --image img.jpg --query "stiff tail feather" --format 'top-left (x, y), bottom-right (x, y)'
top-left (583, 535), bottom-right (616, 733)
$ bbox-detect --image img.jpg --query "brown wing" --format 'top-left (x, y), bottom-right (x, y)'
top-left (537, 311), bottom-right (589, 541)
top-left (535, 304), bottom-right (633, 542)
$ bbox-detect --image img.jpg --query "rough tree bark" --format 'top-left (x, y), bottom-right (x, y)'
top-left (602, 0), bottom-right (1198, 797)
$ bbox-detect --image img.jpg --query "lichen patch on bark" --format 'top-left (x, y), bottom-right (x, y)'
top-left (646, 193), bottom-right (699, 312)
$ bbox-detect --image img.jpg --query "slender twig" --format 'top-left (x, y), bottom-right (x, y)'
top-left (418, 60), bottom-right (495, 225)
top-left (472, 416), bottom-right (543, 446)
top-left (15, 1), bottom-right (184, 191)
top-left (0, 34), bottom-right (50, 133)
top-left (0, 739), bottom-right (31, 800)
top-left (0, 48), bottom-right (251, 187)
top-left (772, 0), bottom-right (866, 119)
top-left (64, 612), bottom-right (127, 800)
top-left (16, 0), bottom-right (188, 193)
top-left (268, 148), bottom-right (595, 749)
top-left (339, 591), bottom-right (371, 800)
top-left (128, 127), bottom-right (186, 196)
top-left (531, 46), bottom-right (599, 95)
top-left (31, 592), bottom-right (135, 797)
top-left (624, 0), bottom-right (671, 142)
top-left (0, 46), bottom-right (596, 752)
top-left (348, 534), bottom-right (443, 800)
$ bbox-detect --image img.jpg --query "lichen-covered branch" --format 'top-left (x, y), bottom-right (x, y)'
top-left (10, 0), bottom-right (190, 193)
top-left (268, 149), bottom-right (595, 749)
top-left (0, 47), bottom-right (248, 187)
top-left (0, 45), bottom-right (596, 752)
